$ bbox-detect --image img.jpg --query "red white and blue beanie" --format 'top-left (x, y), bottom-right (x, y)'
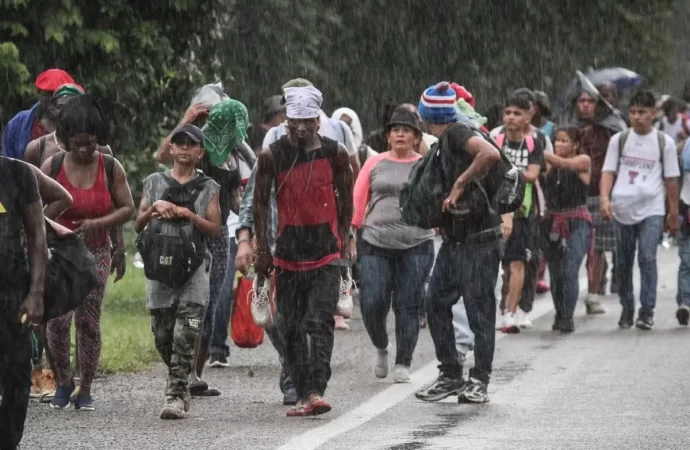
top-left (419, 81), bottom-right (458, 124)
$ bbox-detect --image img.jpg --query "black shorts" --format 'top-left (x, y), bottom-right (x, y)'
top-left (503, 218), bottom-right (535, 264)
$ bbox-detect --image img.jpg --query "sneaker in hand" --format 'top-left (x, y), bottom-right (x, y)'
top-left (336, 271), bottom-right (354, 318)
top-left (251, 273), bottom-right (274, 327)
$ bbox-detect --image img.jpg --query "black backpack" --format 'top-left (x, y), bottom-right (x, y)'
top-left (137, 173), bottom-right (210, 289)
top-left (399, 123), bottom-right (525, 230)
top-left (469, 126), bottom-right (527, 215)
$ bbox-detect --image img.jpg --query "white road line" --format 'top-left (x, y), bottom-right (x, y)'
top-left (276, 276), bottom-right (587, 450)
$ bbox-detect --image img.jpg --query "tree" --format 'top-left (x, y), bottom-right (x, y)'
top-left (0, 0), bottom-right (227, 192)
top-left (1, 0), bottom-right (682, 187)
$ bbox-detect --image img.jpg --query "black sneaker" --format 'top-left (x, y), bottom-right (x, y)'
top-left (677, 305), bottom-right (690, 326)
top-left (283, 376), bottom-right (298, 405)
top-left (458, 377), bottom-right (489, 404)
top-left (558, 317), bottom-right (575, 333)
top-left (618, 308), bottom-right (634, 329)
top-left (635, 313), bottom-right (654, 331)
top-left (208, 353), bottom-right (230, 368)
top-left (552, 314), bottom-right (561, 331)
top-left (415, 374), bottom-right (464, 402)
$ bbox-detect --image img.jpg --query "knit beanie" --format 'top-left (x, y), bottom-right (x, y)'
top-left (450, 82), bottom-right (476, 108)
top-left (419, 82), bottom-right (457, 124)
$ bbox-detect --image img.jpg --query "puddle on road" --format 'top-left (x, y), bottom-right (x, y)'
top-left (386, 360), bottom-right (533, 450)
top-left (386, 409), bottom-right (471, 450)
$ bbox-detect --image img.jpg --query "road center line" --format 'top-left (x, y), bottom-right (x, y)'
top-left (276, 277), bottom-right (585, 450)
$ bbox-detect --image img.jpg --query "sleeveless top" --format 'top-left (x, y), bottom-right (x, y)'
top-left (56, 153), bottom-right (112, 247)
top-left (544, 167), bottom-right (589, 212)
top-left (270, 135), bottom-right (341, 271)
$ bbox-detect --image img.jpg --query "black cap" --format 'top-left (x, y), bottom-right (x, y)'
top-left (171, 124), bottom-right (204, 145)
top-left (385, 107), bottom-right (421, 134)
top-left (512, 88), bottom-right (537, 105)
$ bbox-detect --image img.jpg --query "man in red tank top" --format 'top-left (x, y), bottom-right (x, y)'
top-left (253, 86), bottom-right (354, 417)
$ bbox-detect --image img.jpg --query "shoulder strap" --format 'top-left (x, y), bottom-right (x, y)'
top-left (495, 133), bottom-right (505, 149)
top-left (49, 152), bottom-right (66, 179)
top-left (658, 130), bottom-right (666, 178)
top-left (38, 135), bottom-right (47, 166)
top-left (616, 129), bottom-right (632, 173)
top-left (103, 154), bottom-right (115, 200)
top-left (525, 135), bottom-right (535, 153)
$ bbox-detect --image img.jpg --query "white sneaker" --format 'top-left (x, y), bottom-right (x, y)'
top-left (336, 271), bottom-right (354, 318)
top-left (393, 365), bottom-right (410, 383)
top-left (516, 310), bottom-right (533, 329)
top-left (502, 312), bottom-right (520, 333)
top-left (373, 344), bottom-right (390, 379)
top-left (496, 313), bottom-right (506, 330)
top-left (251, 274), bottom-right (273, 327)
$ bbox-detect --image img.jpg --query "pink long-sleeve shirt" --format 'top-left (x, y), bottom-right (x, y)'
top-left (352, 152), bottom-right (435, 250)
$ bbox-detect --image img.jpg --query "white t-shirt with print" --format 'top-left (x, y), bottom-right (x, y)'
top-left (602, 129), bottom-right (680, 225)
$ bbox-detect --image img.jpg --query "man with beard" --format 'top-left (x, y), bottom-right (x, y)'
top-left (2, 69), bottom-right (75, 159)
top-left (253, 85), bottom-right (354, 416)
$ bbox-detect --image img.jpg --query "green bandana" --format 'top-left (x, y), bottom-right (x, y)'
top-left (52, 84), bottom-right (85, 99)
top-left (202, 99), bottom-right (249, 167)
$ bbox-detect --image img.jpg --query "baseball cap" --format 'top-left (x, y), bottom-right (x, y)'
top-left (35, 69), bottom-right (75, 92)
top-left (171, 124), bottom-right (204, 145)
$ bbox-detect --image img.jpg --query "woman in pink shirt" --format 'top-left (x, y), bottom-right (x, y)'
top-left (352, 107), bottom-right (435, 383)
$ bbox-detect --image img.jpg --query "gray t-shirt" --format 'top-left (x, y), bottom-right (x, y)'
top-left (352, 152), bottom-right (434, 249)
top-left (143, 170), bottom-right (220, 309)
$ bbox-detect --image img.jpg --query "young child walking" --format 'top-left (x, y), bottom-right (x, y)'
top-left (135, 124), bottom-right (221, 419)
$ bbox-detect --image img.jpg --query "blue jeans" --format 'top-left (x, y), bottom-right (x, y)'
top-left (545, 220), bottom-right (591, 319)
top-left (617, 215), bottom-right (664, 315)
top-left (677, 232), bottom-right (690, 307)
top-left (210, 238), bottom-right (238, 356)
top-left (426, 234), bottom-right (501, 384)
top-left (429, 237), bottom-right (474, 356)
top-left (358, 239), bottom-right (434, 367)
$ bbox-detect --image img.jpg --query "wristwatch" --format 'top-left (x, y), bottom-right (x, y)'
top-left (236, 237), bottom-right (250, 246)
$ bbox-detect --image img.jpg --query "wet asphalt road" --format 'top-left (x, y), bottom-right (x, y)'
top-left (23, 248), bottom-right (689, 450)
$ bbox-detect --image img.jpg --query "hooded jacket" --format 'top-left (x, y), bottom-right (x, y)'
top-left (557, 71), bottom-right (626, 133)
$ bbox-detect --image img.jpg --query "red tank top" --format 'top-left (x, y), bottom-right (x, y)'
top-left (57, 153), bottom-right (112, 247)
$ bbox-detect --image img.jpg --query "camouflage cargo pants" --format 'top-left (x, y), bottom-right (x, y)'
top-left (150, 302), bottom-right (204, 398)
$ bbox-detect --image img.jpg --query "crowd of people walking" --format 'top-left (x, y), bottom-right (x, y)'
top-left (1, 66), bottom-right (689, 449)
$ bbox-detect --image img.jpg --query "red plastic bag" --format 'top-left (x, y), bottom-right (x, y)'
top-left (231, 276), bottom-right (264, 348)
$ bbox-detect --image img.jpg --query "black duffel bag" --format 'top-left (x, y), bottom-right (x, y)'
top-left (42, 219), bottom-right (99, 323)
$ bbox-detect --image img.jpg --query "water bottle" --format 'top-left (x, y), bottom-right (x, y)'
top-left (662, 232), bottom-right (671, 250)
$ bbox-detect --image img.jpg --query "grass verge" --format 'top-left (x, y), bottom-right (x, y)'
top-left (98, 258), bottom-right (159, 374)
